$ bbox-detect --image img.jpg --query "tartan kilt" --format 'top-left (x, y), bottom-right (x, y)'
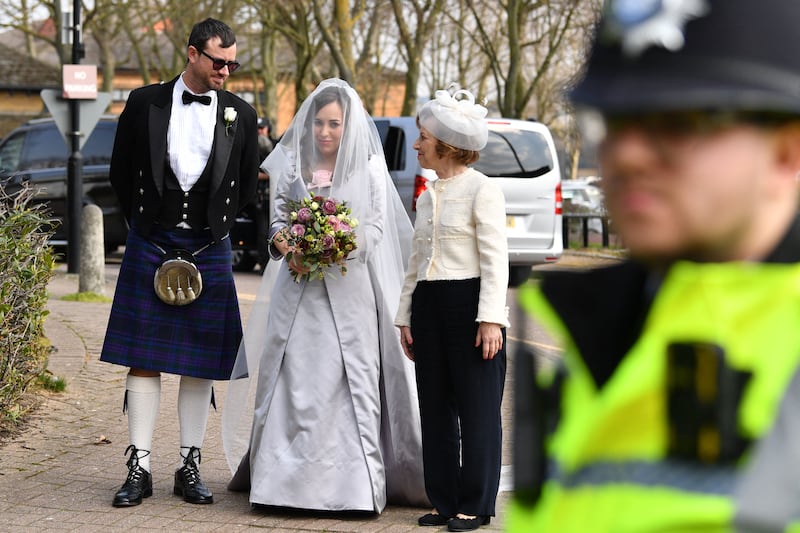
top-left (100, 224), bottom-right (242, 380)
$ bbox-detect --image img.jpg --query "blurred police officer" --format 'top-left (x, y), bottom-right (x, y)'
top-left (511, 1), bottom-right (800, 531)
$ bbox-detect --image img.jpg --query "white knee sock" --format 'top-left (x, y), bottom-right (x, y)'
top-left (125, 375), bottom-right (161, 472)
top-left (178, 376), bottom-right (213, 466)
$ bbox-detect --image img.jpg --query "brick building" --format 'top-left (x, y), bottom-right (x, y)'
top-left (0, 42), bottom-right (61, 137)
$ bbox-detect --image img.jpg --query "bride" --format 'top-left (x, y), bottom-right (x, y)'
top-left (221, 78), bottom-right (427, 513)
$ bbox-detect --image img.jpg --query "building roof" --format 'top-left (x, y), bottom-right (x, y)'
top-left (0, 42), bottom-right (60, 91)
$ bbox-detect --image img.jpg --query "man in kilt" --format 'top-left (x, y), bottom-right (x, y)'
top-left (100, 18), bottom-right (259, 507)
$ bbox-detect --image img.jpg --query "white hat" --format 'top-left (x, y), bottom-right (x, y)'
top-left (418, 89), bottom-right (488, 151)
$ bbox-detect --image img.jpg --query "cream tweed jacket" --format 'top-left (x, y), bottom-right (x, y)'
top-left (395, 167), bottom-right (510, 328)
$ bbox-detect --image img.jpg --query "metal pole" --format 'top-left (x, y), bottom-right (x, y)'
top-left (66, 0), bottom-right (82, 273)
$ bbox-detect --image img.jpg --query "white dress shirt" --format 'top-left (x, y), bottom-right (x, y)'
top-left (168, 74), bottom-right (216, 192)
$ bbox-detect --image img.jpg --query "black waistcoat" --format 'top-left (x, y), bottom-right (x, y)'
top-left (158, 156), bottom-right (213, 230)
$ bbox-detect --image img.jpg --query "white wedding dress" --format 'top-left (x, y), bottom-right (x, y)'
top-left (222, 78), bottom-right (427, 513)
top-left (223, 161), bottom-right (427, 513)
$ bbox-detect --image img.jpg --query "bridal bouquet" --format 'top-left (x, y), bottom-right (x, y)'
top-left (284, 194), bottom-right (359, 282)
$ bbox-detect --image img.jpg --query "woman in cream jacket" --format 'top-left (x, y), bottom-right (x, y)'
top-left (395, 88), bottom-right (509, 533)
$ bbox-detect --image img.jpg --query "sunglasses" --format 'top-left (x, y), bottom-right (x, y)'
top-left (198, 49), bottom-right (240, 73)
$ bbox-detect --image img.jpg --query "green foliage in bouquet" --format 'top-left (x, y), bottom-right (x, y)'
top-left (285, 194), bottom-right (359, 282)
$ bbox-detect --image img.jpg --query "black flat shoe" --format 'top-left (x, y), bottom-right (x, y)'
top-left (112, 445), bottom-right (153, 507)
top-left (448, 516), bottom-right (490, 532)
top-left (418, 512), bottom-right (450, 526)
top-left (174, 446), bottom-right (213, 504)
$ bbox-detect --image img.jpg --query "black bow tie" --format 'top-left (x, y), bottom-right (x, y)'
top-left (182, 90), bottom-right (212, 106)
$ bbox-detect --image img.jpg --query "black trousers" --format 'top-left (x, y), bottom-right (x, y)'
top-left (410, 278), bottom-right (506, 517)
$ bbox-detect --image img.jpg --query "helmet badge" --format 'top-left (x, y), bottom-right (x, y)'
top-left (604, 0), bottom-right (709, 57)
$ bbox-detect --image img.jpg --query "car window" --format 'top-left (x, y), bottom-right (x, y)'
top-left (83, 123), bottom-right (116, 165)
top-left (474, 128), bottom-right (554, 178)
top-left (373, 120), bottom-right (407, 172)
top-left (373, 119), bottom-right (389, 141)
top-left (0, 132), bottom-right (25, 173)
top-left (21, 127), bottom-right (70, 169)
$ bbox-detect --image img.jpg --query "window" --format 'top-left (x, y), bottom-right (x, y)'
top-left (21, 127), bottom-right (70, 169)
top-left (0, 132), bottom-right (25, 174)
top-left (82, 123), bottom-right (116, 166)
top-left (373, 120), bottom-right (407, 172)
top-left (474, 128), bottom-right (554, 178)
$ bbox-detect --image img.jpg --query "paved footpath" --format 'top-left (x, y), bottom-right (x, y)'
top-left (0, 263), bottom-right (515, 532)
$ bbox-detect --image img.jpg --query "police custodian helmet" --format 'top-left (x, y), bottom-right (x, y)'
top-left (570, 0), bottom-right (800, 114)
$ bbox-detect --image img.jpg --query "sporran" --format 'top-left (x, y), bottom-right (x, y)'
top-left (152, 243), bottom-right (210, 306)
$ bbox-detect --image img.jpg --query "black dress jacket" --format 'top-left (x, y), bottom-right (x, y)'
top-left (109, 76), bottom-right (259, 241)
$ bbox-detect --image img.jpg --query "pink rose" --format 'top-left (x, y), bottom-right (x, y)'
top-left (321, 234), bottom-right (335, 250)
top-left (309, 171), bottom-right (332, 190)
top-left (327, 215), bottom-right (341, 231)
top-left (322, 199), bottom-right (337, 215)
top-left (290, 224), bottom-right (305, 237)
top-left (297, 207), bottom-right (312, 223)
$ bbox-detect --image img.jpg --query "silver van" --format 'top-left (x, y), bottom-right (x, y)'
top-left (374, 116), bottom-right (564, 286)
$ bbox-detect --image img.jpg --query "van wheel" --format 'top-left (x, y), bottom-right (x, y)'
top-left (508, 265), bottom-right (531, 287)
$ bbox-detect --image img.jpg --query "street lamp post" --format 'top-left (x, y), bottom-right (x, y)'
top-left (65, 0), bottom-right (83, 273)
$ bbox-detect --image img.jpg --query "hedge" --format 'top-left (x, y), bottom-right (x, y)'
top-left (0, 185), bottom-right (56, 430)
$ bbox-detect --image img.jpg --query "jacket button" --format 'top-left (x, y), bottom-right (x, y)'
top-left (222, 215), bottom-right (227, 222)
top-left (225, 198), bottom-right (230, 205)
top-left (182, 213), bottom-right (188, 220)
top-left (230, 180), bottom-right (235, 187)
top-left (184, 191), bottom-right (189, 197)
top-left (139, 188), bottom-right (144, 195)
top-left (139, 206), bottom-right (144, 213)
top-left (183, 202), bottom-right (188, 209)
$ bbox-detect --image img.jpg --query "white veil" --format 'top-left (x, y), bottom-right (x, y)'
top-left (221, 79), bottom-right (425, 504)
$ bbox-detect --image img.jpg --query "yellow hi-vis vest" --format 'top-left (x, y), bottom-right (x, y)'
top-left (510, 261), bottom-right (800, 533)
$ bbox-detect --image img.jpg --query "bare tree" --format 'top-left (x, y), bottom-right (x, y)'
top-left (82, 0), bottom-right (125, 93)
top-left (351, 0), bottom-right (394, 112)
top-left (422, 0), bottom-right (494, 105)
top-left (554, 1), bottom-right (603, 179)
top-left (0, 0), bottom-right (70, 64)
top-left (256, 0), bottom-right (326, 111)
top-left (459, 0), bottom-right (599, 120)
top-left (0, 0), bottom-right (601, 152)
top-left (310, 0), bottom-right (406, 113)
top-left (311, 0), bottom-right (366, 86)
top-left (389, 0), bottom-right (446, 114)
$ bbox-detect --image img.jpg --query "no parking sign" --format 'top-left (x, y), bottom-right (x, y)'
top-left (62, 64), bottom-right (98, 100)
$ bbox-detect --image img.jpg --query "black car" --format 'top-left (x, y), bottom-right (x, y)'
top-left (0, 117), bottom-right (261, 267)
top-left (0, 117), bottom-right (127, 253)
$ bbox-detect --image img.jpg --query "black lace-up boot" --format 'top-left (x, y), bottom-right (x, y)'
top-left (112, 445), bottom-right (153, 507)
top-left (173, 446), bottom-right (213, 504)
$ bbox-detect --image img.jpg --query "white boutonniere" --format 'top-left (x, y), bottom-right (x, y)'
top-left (224, 107), bottom-right (237, 136)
